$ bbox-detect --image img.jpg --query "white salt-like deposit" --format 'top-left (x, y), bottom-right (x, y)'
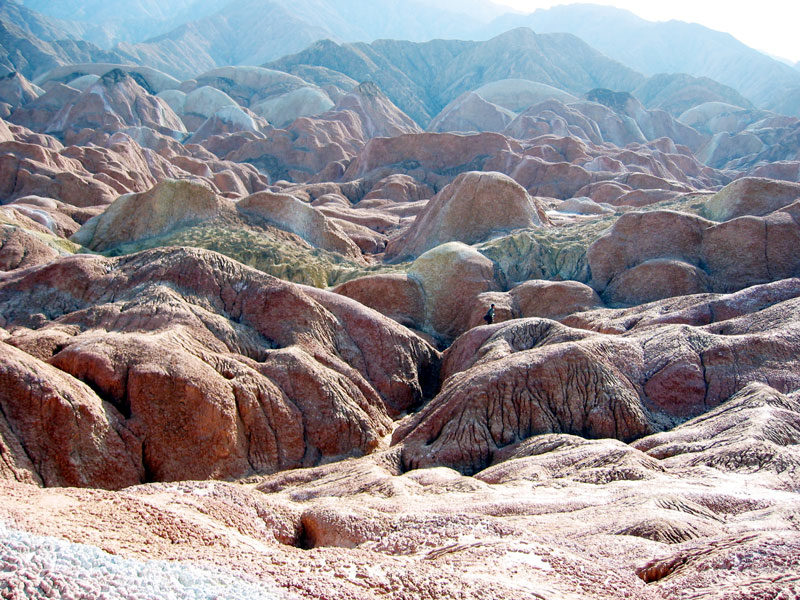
top-left (0, 522), bottom-right (284, 600)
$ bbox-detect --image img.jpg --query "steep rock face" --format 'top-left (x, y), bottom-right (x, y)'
top-left (265, 27), bottom-right (643, 128)
top-left (361, 173), bottom-right (434, 203)
top-left (509, 279), bottom-right (604, 320)
top-left (5, 195), bottom-right (91, 237)
top-left (396, 319), bottom-right (654, 473)
top-left (338, 128), bottom-right (725, 205)
top-left (0, 221), bottom-right (62, 271)
top-left (475, 79), bottom-right (578, 112)
top-left (184, 86), bottom-right (238, 119)
top-left (439, 28), bottom-right (645, 106)
top-left (504, 100), bottom-right (605, 145)
top-left (224, 109), bottom-right (367, 182)
top-left (749, 160), bottom-right (800, 183)
top-left (193, 67), bottom-right (311, 106)
top-left (186, 106), bottom-right (267, 145)
top-left (385, 171), bottom-right (549, 260)
top-left (342, 131), bottom-right (520, 183)
top-left (0, 247), bottom-right (438, 487)
top-left (634, 72), bottom-right (754, 117)
top-left (0, 341), bottom-right (142, 489)
top-left (396, 282), bottom-right (800, 473)
top-left (677, 102), bottom-right (769, 136)
top-left (250, 86), bottom-right (334, 128)
top-left (0, 71), bottom-right (42, 109)
top-left (602, 258), bottom-right (712, 305)
top-left (2, 416), bottom-right (799, 600)
top-left (0, 119), bottom-right (269, 208)
top-left (0, 16), bottom-right (130, 83)
top-left (333, 246), bottom-right (511, 340)
top-left (0, 126), bottom-right (121, 207)
top-left (34, 64), bottom-right (182, 96)
top-left (332, 273), bottom-right (425, 329)
top-left (588, 201), bottom-right (800, 303)
top-left (504, 95), bottom-right (705, 153)
top-left (585, 89), bottom-right (706, 152)
top-left (427, 91), bottom-right (515, 134)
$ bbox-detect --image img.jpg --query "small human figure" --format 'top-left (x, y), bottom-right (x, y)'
top-left (483, 303), bottom-right (495, 325)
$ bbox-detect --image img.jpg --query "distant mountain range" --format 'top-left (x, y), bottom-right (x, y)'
top-left (265, 28), bottom-right (644, 127)
top-left (16, 0), bottom-right (231, 47)
top-left (3, 0), bottom-right (800, 118)
top-left (0, 1), bottom-right (129, 79)
top-left (483, 4), bottom-right (800, 116)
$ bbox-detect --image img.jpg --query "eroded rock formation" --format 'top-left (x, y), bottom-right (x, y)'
top-left (0, 247), bottom-right (439, 486)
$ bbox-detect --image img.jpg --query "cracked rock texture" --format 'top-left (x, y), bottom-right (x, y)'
top-left (0, 247), bottom-right (438, 486)
top-left (395, 280), bottom-right (800, 473)
top-left (2, 41), bottom-right (800, 600)
top-left (2, 378), bottom-right (799, 600)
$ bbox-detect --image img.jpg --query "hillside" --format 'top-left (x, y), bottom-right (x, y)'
top-left (2, 5), bottom-right (800, 600)
top-left (0, 0), bottom-right (130, 79)
top-left (267, 28), bottom-right (645, 127)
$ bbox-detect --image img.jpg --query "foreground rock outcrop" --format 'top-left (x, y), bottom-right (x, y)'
top-left (0, 247), bottom-right (439, 487)
top-left (394, 280), bottom-right (800, 473)
top-left (2, 375), bottom-right (799, 599)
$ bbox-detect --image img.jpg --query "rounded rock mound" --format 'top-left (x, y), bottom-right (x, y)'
top-left (704, 177), bottom-right (800, 221)
top-left (71, 179), bottom-right (226, 252)
top-left (386, 171), bottom-right (550, 260)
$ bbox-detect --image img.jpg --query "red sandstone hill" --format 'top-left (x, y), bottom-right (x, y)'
top-left (1, 18), bottom-right (800, 598)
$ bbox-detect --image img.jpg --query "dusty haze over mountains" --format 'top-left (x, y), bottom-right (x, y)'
top-left (1, 1), bottom-right (800, 599)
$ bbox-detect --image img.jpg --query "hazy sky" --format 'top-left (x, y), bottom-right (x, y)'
top-left (492, 1), bottom-right (800, 63)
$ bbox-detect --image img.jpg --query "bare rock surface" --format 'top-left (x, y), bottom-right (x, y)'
top-left (2, 390), bottom-right (799, 600)
top-left (0, 341), bottom-right (141, 488)
top-left (396, 280), bottom-right (800, 473)
top-left (385, 171), bottom-right (550, 261)
top-left (588, 202), bottom-right (800, 303)
top-left (0, 220), bottom-right (61, 271)
top-left (428, 90), bottom-right (516, 133)
top-left (334, 81), bottom-right (421, 139)
top-left (44, 69), bottom-right (186, 144)
top-left (509, 279), bottom-right (604, 319)
top-left (407, 242), bottom-right (504, 341)
top-left (250, 86), bottom-right (334, 128)
top-left (361, 173), bottom-right (434, 203)
top-left (2, 24), bottom-right (800, 600)
top-left (0, 118), bottom-right (268, 208)
top-left (634, 382), bottom-right (800, 478)
top-left (343, 131), bottom-right (519, 184)
top-left (703, 176), bottom-right (800, 221)
top-left (0, 246), bottom-right (439, 486)
top-left (237, 190), bottom-right (362, 260)
top-left (71, 179), bottom-right (226, 251)
top-left (332, 273), bottom-right (425, 328)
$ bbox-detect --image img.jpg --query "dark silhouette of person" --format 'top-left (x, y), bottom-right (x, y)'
top-left (483, 303), bottom-right (495, 324)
